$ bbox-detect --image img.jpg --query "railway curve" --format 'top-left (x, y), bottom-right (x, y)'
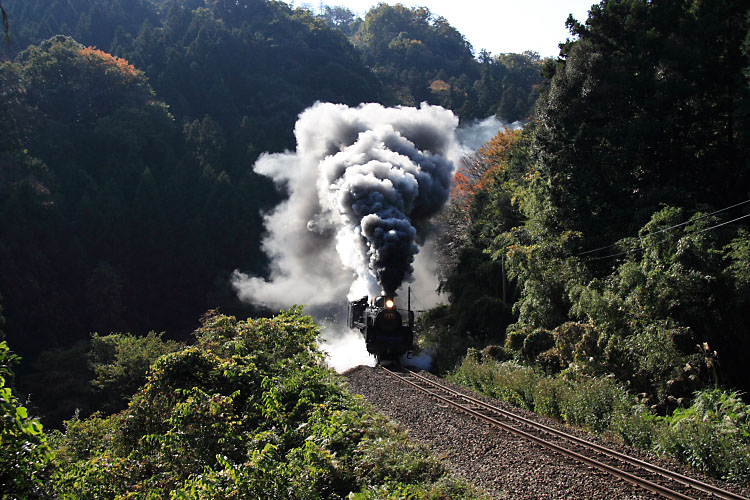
top-left (344, 365), bottom-right (750, 500)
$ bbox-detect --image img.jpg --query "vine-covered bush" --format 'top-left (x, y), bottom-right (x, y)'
top-left (656, 390), bottom-right (750, 482)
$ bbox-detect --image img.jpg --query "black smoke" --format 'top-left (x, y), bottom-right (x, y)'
top-left (232, 102), bottom-right (458, 308)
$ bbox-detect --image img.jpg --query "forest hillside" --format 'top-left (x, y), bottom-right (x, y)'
top-left (0, 0), bottom-right (542, 425)
top-left (427, 0), bottom-right (749, 481)
top-left (1, 0), bottom-right (749, 496)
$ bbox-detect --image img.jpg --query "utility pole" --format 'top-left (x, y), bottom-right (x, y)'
top-left (502, 255), bottom-right (507, 304)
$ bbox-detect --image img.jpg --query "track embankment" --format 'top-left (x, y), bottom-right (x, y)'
top-left (344, 366), bottom-right (750, 500)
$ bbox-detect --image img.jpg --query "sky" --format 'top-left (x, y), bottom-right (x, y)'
top-left (293, 0), bottom-right (597, 58)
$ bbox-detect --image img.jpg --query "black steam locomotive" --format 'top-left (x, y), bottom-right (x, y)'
top-left (348, 292), bottom-right (414, 363)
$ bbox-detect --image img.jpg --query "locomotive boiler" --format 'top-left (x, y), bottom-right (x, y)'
top-left (348, 291), bottom-right (414, 362)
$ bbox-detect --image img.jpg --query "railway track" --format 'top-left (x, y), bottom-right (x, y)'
top-left (381, 366), bottom-right (748, 500)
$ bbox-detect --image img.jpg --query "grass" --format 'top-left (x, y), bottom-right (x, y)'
top-left (449, 352), bottom-right (750, 485)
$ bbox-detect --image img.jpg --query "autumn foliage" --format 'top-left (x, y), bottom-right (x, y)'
top-left (80, 46), bottom-right (138, 79)
top-left (451, 127), bottom-right (521, 213)
top-left (429, 79), bottom-right (451, 94)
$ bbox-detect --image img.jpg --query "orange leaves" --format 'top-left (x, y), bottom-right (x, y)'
top-left (429, 79), bottom-right (450, 94)
top-left (450, 127), bottom-right (522, 212)
top-left (80, 47), bottom-right (138, 79)
top-left (479, 127), bottom-right (521, 169)
top-left (451, 170), bottom-right (475, 213)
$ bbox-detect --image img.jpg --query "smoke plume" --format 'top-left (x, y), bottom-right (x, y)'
top-left (456, 115), bottom-right (524, 153)
top-left (232, 102), bottom-right (459, 310)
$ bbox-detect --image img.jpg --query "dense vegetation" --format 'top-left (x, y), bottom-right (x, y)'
top-left (0, 0), bottom-right (542, 427)
top-left (0, 339), bottom-right (50, 498)
top-left (451, 353), bottom-right (750, 482)
top-left (348, 4), bottom-right (543, 121)
top-left (1, 309), bottom-right (486, 499)
top-left (2, 0), bottom-right (748, 493)
top-left (427, 0), bottom-right (750, 482)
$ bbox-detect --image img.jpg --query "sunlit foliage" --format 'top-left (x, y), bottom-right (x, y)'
top-left (80, 46), bottom-right (137, 79)
top-left (451, 128), bottom-right (523, 215)
top-left (430, 0), bottom-right (750, 425)
top-left (0, 341), bottom-right (50, 499)
top-left (50, 310), bottom-right (485, 498)
top-left (451, 355), bottom-right (750, 482)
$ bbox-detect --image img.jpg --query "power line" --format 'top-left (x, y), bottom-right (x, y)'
top-left (639, 199), bottom-right (750, 240)
top-left (575, 199), bottom-right (750, 258)
top-left (692, 212), bottom-right (750, 236)
top-left (585, 212), bottom-right (750, 262)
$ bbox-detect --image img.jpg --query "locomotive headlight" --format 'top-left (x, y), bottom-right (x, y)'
top-left (385, 298), bottom-right (395, 309)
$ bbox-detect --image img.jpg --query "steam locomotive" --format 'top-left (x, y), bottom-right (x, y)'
top-left (348, 292), bottom-right (414, 363)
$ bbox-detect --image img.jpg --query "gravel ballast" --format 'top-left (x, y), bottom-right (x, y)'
top-left (344, 365), bottom-right (749, 500)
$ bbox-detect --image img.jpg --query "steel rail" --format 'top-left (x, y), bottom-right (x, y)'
top-left (381, 366), bottom-right (748, 500)
top-left (403, 368), bottom-right (747, 500)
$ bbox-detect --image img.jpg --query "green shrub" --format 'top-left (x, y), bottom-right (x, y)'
top-left (536, 347), bottom-right (563, 374)
top-left (50, 310), bottom-right (487, 498)
top-left (350, 475), bottom-right (487, 500)
top-left (89, 331), bottom-right (184, 413)
top-left (0, 341), bottom-right (51, 500)
top-left (504, 329), bottom-right (527, 352)
top-left (558, 376), bottom-right (629, 433)
top-left (655, 389), bottom-right (750, 482)
top-left (521, 328), bottom-right (554, 361)
top-left (611, 404), bottom-right (659, 449)
top-left (450, 358), bottom-right (540, 411)
top-left (355, 437), bottom-right (444, 487)
top-left (532, 376), bottom-right (569, 419)
top-left (552, 322), bottom-right (592, 365)
top-left (481, 344), bottom-right (512, 362)
top-left (450, 355), bottom-right (750, 484)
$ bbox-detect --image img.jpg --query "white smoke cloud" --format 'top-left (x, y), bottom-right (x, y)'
top-left (456, 115), bottom-right (524, 154)
top-left (232, 102), bottom-right (460, 313)
top-left (400, 349), bottom-right (434, 371)
top-left (318, 319), bottom-right (377, 372)
top-left (395, 238), bottom-right (444, 311)
top-left (231, 104), bottom-right (521, 372)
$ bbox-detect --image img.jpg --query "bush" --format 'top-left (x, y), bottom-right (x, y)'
top-left (532, 376), bottom-right (569, 420)
top-left (558, 376), bottom-right (629, 433)
top-left (655, 390), bottom-right (750, 482)
top-left (355, 436), bottom-right (444, 487)
top-left (89, 331), bottom-right (184, 413)
top-left (451, 356), bottom-right (629, 431)
top-left (552, 322), bottom-right (593, 366)
top-left (350, 475), bottom-right (487, 500)
top-left (449, 355), bottom-right (750, 484)
top-left (611, 405), bottom-right (659, 449)
top-left (481, 344), bottom-right (513, 362)
top-left (0, 341), bottom-right (51, 500)
top-left (536, 347), bottom-right (563, 374)
top-left (50, 310), bottom-right (487, 498)
top-left (450, 358), bottom-right (540, 411)
top-left (521, 328), bottom-right (554, 361)
top-left (504, 329), bottom-right (527, 352)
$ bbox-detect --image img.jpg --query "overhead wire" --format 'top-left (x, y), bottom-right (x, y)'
top-left (584, 211), bottom-right (750, 262)
top-left (575, 199), bottom-right (750, 257)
